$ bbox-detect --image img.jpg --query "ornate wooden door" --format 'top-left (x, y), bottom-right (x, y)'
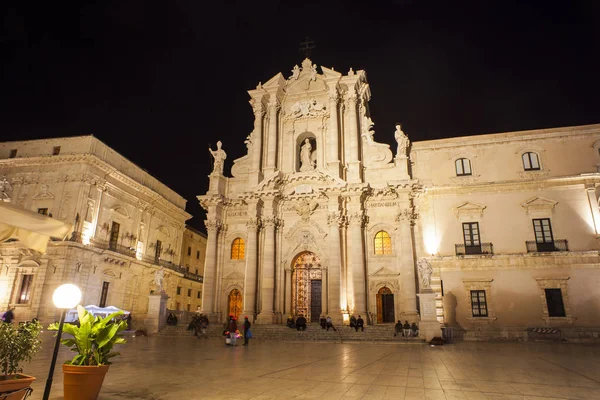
top-left (228, 289), bottom-right (243, 318)
top-left (310, 280), bottom-right (322, 322)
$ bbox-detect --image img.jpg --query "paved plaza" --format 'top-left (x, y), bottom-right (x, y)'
top-left (25, 333), bottom-right (600, 399)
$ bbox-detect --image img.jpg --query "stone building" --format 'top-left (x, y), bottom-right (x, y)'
top-left (199, 57), bottom-right (600, 340)
top-left (176, 226), bottom-right (207, 312)
top-left (0, 136), bottom-right (203, 326)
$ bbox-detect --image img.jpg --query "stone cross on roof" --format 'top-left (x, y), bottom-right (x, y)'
top-left (299, 36), bottom-right (315, 58)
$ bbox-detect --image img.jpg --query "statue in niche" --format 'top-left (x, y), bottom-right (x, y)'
top-left (299, 138), bottom-right (316, 172)
top-left (417, 258), bottom-right (433, 290)
top-left (310, 64), bottom-right (317, 81)
top-left (209, 141), bottom-right (227, 174)
top-left (291, 64), bottom-right (300, 80)
top-left (394, 123), bottom-right (410, 159)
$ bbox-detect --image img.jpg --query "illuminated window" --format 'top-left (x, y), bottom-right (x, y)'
top-left (470, 290), bottom-right (488, 317)
top-left (17, 275), bottom-right (34, 304)
top-left (455, 158), bottom-right (472, 176)
top-left (522, 152), bottom-right (540, 171)
top-left (374, 231), bottom-right (392, 255)
top-left (231, 238), bottom-right (245, 260)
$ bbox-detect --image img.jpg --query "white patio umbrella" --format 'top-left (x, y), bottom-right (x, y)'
top-left (0, 201), bottom-right (73, 253)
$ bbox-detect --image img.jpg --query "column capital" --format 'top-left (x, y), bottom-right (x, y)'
top-left (262, 216), bottom-right (283, 229)
top-left (204, 218), bottom-right (224, 233)
top-left (246, 217), bottom-right (262, 230)
top-left (395, 207), bottom-right (419, 226)
top-left (347, 212), bottom-right (367, 227)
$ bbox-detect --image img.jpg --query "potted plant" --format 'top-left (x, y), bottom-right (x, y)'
top-left (48, 305), bottom-right (127, 400)
top-left (0, 320), bottom-right (42, 400)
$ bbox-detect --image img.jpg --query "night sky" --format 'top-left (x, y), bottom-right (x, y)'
top-left (1, 1), bottom-right (598, 231)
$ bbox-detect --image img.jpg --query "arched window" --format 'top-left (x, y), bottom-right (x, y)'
top-left (231, 238), bottom-right (245, 260)
top-left (374, 231), bottom-right (392, 255)
top-left (455, 158), bottom-right (472, 176)
top-left (522, 152), bottom-right (540, 171)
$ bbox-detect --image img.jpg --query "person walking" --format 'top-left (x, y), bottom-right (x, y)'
top-left (243, 316), bottom-right (252, 346)
top-left (228, 315), bottom-right (238, 346)
top-left (403, 320), bottom-right (411, 337)
top-left (326, 316), bottom-right (337, 331)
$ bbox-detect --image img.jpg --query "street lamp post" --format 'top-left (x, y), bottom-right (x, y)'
top-left (42, 283), bottom-right (82, 400)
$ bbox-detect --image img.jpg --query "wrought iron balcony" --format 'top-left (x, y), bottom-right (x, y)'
top-left (142, 255), bottom-right (204, 283)
top-left (526, 240), bottom-right (568, 253)
top-left (455, 243), bottom-right (494, 256)
top-left (68, 231), bottom-right (84, 243)
top-left (90, 238), bottom-right (136, 258)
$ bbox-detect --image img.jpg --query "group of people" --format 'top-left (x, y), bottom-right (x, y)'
top-left (166, 313), bottom-right (178, 326)
top-left (395, 320), bottom-right (419, 337)
top-left (187, 313), bottom-right (209, 338)
top-left (319, 315), bottom-right (337, 331)
top-left (224, 315), bottom-right (252, 346)
top-left (349, 315), bottom-right (365, 331)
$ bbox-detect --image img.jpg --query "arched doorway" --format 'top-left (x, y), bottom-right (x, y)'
top-left (376, 287), bottom-right (395, 323)
top-left (292, 252), bottom-right (322, 322)
top-left (227, 289), bottom-right (243, 318)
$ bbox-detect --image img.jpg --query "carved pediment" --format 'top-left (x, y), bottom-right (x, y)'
top-left (111, 206), bottom-right (129, 218)
top-left (521, 197), bottom-right (558, 215)
top-left (32, 184), bottom-right (54, 200)
top-left (224, 271), bottom-right (245, 281)
top-left (454, 202), bottom-right (486, 219)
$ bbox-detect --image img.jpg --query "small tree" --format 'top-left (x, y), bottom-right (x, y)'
top-left (0, 320), bottom-right (42, 378)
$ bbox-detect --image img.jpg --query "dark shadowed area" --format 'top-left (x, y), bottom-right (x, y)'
top-left (1, 1), bottom-right (598, 231)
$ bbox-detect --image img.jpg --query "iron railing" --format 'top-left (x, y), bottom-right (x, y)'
top-left (455, 243), bottom-right (494, 256)
top-left (90, 238), bottom-right (136, 258)
top-left (142, 255), bottom-right (204, 283)
top-left (526, 240), bottom-right (568, 253)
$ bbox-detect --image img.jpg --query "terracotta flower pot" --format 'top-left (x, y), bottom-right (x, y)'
top-left (63, 364), bottom-right (110, 400)
top-left (0, 374), bottom-right (35, 400)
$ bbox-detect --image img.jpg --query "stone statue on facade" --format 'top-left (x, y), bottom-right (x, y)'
top-left (209, 141), bottom-right (227, 174)
top-left (154, 268), bottom-right (165, 293)
top-left (310, 64), bottom-right (318, 81)
top-left (291, 64), bottom-right (300, 80)
top-left (299, 138), bottom-right (316, 171)
top-left (417, 258), bottom-right (433, 290)
top-left (394, 123), bottom-right (410, 159)
top-left (0, 176), bottom-right (12, 202)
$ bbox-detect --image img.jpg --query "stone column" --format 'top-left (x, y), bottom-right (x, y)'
top-left (326, 211), bottom-right (343, 324)
top-left (264, 101), bottom-right (279, 175)
top-left (200, 219), bottom-right (221, 320)
top-left (345, 90), bottom-right (361, 183)
top-left (347, 212), bottom-right (367, 316)
top-left (327, 89), bottom-right (341, 176)
top-left (396, 208), bottom-right (419, 318)
top-left (257, 216), bottom-right (278, 323)
top-left (242, 217), bottom-right (260, 319)
top-left (250, 102), bottom-right (264, 185)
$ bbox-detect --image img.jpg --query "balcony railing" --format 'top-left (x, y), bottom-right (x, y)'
top-left (90, 238), bottom-right (136, 258)
top-left (142, 255), bottom-right (204, 283)
top-left (526, 240), bottom-right (568, 253)
top-left (455, 243), bottom-right (494, 256)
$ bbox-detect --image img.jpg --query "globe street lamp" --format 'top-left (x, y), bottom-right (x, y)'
top-left (42, 284), bottom-right (82, 400)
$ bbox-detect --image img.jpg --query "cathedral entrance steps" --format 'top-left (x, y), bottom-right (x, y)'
top-left (157, 323), bottom-right (424, 343)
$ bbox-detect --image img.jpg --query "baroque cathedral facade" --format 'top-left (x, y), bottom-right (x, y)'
top-left (200, 58), bottom-right (600, 340)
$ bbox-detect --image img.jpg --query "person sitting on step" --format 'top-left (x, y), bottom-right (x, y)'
top-left (403, 320), bottom-right (411, 337)
top-left (286, 315), bottom-right (296, 329)
top-left (320, 315), bottom-right (327, 329)
top-left (411, 322), bottom-right (419, 337)
top-left (296, 315), bottom-right (307, 331)
top-left (355, 315), bottom-right (364, 332)
top-left (349, 315), bottom-right (356, 329)
top-left (394, 320), bottom-right (402, 337)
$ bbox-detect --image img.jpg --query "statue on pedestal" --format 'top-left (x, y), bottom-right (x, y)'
top-left (209, 141), bottom-right (227, 175)
top-left (394, 123), bottom-right (410, 159)
top-left (154, 268), bottom-right (165, 293)
top-left (417, 259), bottom-right (433, 290)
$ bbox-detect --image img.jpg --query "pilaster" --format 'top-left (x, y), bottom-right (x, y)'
top-left (396, 207), bottom-right (419, 319)
top-left (347, 211), bottom-right (367, 316)
top-left (256, 212), bottom-right (281, 324)
top-left (242, 216), bottom-right (261, 320)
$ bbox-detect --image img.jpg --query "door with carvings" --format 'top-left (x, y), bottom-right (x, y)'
top-left (228, 289), bottom-right (243, 319)
top-left (377, 287), bottom-right (395, 323)
top-left (292, 252), bottom-right (322, 322)
top-left (310, 280), bottom-right (322, 322)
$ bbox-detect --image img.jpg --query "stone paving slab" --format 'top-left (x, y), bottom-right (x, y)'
top-left (20, 332), bottom-right (600, 399)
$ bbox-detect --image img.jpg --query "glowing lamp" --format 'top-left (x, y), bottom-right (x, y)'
top-left (52, 284), bottom-right (82, 309)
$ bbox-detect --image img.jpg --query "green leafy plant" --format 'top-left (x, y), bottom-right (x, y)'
top-left (48, 305), bottom-right (127, 366)
top-left (0, 320), bottom-right (42, 378)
